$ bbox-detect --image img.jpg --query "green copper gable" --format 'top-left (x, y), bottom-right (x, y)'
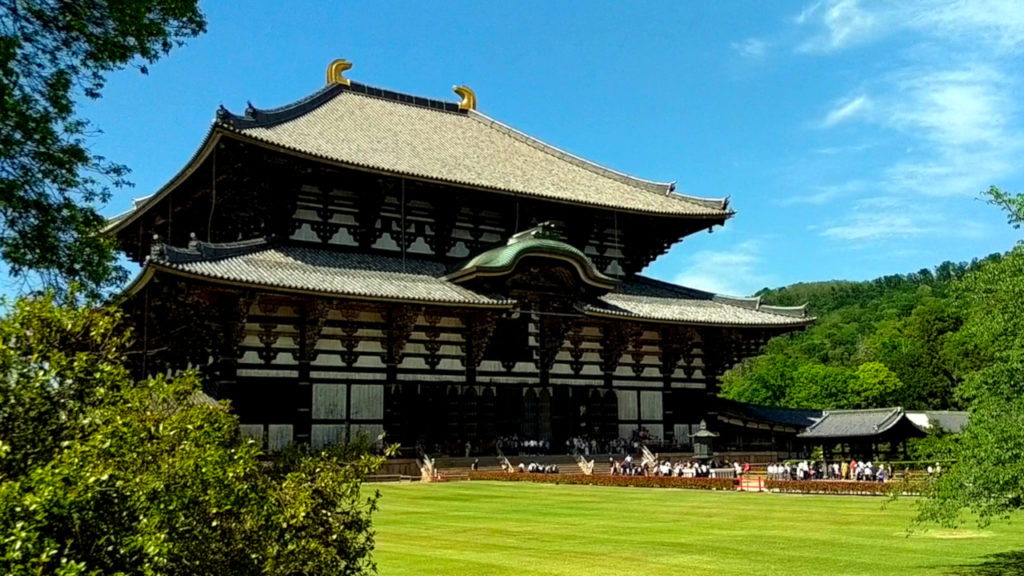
top-left (445, 223), bottom-right (617, 291)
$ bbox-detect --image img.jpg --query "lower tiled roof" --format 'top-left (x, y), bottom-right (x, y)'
top-left (137, 240), bottom-right (812, 328)
top-left (587, 276), bottom-right (812, 328)
top-left (154, 243), bottom-right (512, 307)
top-left (797, 407), bottom-right (928, 439)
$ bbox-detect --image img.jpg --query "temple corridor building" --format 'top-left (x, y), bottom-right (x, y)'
top-left (109, 60), bottom-right (812, 453)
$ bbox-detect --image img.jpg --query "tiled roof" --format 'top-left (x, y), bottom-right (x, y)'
top-left (215, 82), bottom-right (731, 217)
top-left (798, 407), bottom-right (928, 439)
top-left (906, 411), bottom-right (969, 433)
top-left (149, 241), bottom-right (512, 307)
top-left (586, 276), bottom-right (813, 328)
top-left (135, 239), bottom-right (810, 328)
top-left (716, 398), bottom-right (822, 428)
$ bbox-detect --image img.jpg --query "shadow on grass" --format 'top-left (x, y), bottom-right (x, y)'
top-left (949, 550), bottom-right (1024, 575)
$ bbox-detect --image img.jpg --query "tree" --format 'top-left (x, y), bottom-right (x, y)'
top-left (917, 188), bottom-right (1024, 527)
top-left (0, 0), bottom-right (205, 296)
top-left (983, 185), bottom-right (1024, 229)
top-left (850, 362), bottom-right (902, 408)
top-left (0, 295), bottom-right (390, 575)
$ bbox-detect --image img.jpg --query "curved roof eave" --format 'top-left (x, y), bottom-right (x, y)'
top-left (581, 307), bottom-right (814, 329)
top-left (121, 260), bottom-right (517, 310)
top-left (104, 126), bottom-right (223, 235)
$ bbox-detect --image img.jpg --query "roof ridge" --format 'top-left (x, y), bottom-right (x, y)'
top-left (217, 81), bottom-right (466, 130)
top-left (151, 234), bottom-right (274, 264)
top-left (218, 80), bottom-right (729, 210)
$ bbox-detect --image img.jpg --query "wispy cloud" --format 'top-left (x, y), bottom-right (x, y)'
top-left (793, 1), bottom-right (1024, 205)
top-left (672, 240), bottom-right (774, 296)
top-left (732, 38), bottom-right (768, 59)
top-left (822, 94), bottom-right (871, 127)
top-left (782, 180), bottom-right (869, 206)
top-left (887, 67), bottom-right (1011, 147)
top-left (819, 197), bottom-right (995, 243)
top-left (880, 64), bottom-right (1021, 196)
top-left (797, 0), bottom-right (879, 53)
top-left (797, 0), bottom-right (1024, 55)
top-left (909, 0), bottom-right (1024, 53)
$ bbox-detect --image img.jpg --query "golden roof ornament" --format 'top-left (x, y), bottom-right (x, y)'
top-left (453, 85), bottom-right (476, 111)
top-left (326, 59), bottom-right (353, 86)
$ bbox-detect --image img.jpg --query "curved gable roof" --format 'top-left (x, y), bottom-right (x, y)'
top-left (444, 225), bottom-right (617, 291)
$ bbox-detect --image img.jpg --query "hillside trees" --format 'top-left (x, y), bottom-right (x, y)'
top-left (0, 0), bottom-right (205, 295)
top-left (721, 272), bottom-right (968, 410)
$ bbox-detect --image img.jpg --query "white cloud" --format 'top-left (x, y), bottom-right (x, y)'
top-left (672, 240), bottom-right (774, 296)
top-left (879, 65), bottom-right (1022, 197)
top-left (797, 0), bottom-right (879, 53)
top-left (795, 0), bottom-right (1024, 55)
top-left (821, 213), bottom-right (931, 241)
top-left (818, 197), bottom-right (993, 243)
top-left (909, 0), bottom-right (1024, 52)
top-left (732, 38), bottom-right (768, 59)
top-left (887, 67), bottom-right (1011, 147)
top-left (782, 179), bottom-right (868, 205)
top-left (822, 94), bottom-right (871, 127)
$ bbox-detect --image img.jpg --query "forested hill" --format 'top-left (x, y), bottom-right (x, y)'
top-left (719, 251), bottom-right (1013, 411)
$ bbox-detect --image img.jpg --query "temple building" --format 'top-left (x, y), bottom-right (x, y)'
top-left (109, 60), bottom-right (812, 453)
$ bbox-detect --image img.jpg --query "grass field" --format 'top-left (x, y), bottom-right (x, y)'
top-left (372, 481), bottom-right (1024, 576)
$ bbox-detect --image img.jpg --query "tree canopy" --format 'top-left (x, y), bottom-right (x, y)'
top-left (0, 0), bottom-right (205, 295)
top-left (0, 295), bottom-right (390, 575)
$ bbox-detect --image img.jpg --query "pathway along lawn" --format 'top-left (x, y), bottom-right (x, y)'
top-left (373, 481), bottom-right (1024, 576)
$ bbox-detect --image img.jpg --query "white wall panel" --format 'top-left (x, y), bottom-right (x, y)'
top-left (350, 384), bottom-right (383, 420)
top-left (268, 424), bottom-right (293, 452)
top-left (312, 384), bottom-right (347, 419)
top-left (640, 390), bottom-right (663, 421)
top-left (311, 424), bottom-right (346, 448)
top-left (616, 389), bottom-right (638, 420)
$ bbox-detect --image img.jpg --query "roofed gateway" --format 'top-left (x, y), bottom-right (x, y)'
top-left (113, 60), bottom-right (811, 453)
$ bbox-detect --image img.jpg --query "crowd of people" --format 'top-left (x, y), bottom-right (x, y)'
top-left (607, 456), bottom-right (748, 478)
top-left (766, 459), bottom-right (892, 482)
top-left (565, 435), bottom-right (629, 456)
top-left (495, 435), bottom-right (551, 456)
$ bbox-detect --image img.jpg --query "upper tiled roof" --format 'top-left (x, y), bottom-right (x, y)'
top-left (214, 82), bottom-right (731, 217)
top-left (798, 407), bottom-right (928, 439)
top-left (586, 276), bottom-right (812, 328)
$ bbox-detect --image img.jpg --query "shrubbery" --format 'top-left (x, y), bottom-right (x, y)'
top-left (0, 294), bottom-right (389, 576)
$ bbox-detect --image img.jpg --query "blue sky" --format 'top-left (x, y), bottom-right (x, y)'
top-left (76, 0), bottom-right (1024, 297)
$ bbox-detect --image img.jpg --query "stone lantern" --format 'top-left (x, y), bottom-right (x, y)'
top-left (692, 420), bottom-right (719, 462)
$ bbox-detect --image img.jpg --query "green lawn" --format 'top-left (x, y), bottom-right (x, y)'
top-left (372, 481), bottom-right (1024, 576)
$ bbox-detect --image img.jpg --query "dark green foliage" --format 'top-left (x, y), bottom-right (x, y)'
top-left (722, 264), bottom-right (976, 410)
top-left (0, 0), bottom-right (205, 295)
top-left (918, 238), bottom-right (1024, 527)
top-left (0, 295), bottom-right (390, 575)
